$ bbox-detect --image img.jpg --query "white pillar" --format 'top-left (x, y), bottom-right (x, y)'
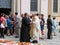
top-left (21, 0), bottom-right (30, 14)
top-left (11, 0), bottom-right (16, 13)
top-left (41, 0), bottom-right (48, 23)
top-left (58, 0), bottom-right (60, 16)
top-left (38, 0), bottom-right (41, 14)
top-left (16, 0), bottom-right (21, 40)
top-left (16, 0), bottom-right (21, 18)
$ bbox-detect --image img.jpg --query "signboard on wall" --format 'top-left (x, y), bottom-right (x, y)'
top-left (0, 0), bottom-right (11, 8)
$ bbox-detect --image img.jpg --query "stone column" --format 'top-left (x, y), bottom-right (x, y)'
top-left (38, 0), bottom-right (41, 14)
top-left (41, 0), bottom-right (48, 23)
top-left (48, 0), bottom-right (52, 15)
top-left (11, 0), bottom-right (16, 13)
top-left (58, 0), bottom-right (60, 16)
top-left (16, 0), bottom-right (21, 40)
top-left (16, 0), bottom-right (21, 18)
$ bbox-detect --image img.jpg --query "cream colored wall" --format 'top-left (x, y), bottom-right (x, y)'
top-left (52, 0), bottom-right (60, 22)
top-left (48, 0), bottom-right (60, 22)
top-left (11, 0), bottom-right (41, 15)
top-left (55, 17), bottom-right (60, 22)
top-left (48, 0), bottom-right (52, 16)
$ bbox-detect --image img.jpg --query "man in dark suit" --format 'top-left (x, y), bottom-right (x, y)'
top-left (47, 15), bottom-right (52, 39)
top-left (20, 13), bottom-right (31, 42)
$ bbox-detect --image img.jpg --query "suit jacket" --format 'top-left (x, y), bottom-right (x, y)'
top-left (47, 18), bottom-right (52, 29)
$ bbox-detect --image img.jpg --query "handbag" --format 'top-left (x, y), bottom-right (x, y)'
top-left (0, 23), bottom-right (5, 28)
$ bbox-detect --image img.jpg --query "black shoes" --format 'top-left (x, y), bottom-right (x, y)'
top-left (31, 40), bottom-right (38, 43)
top-left (15, 36), bottom-right (19, 38)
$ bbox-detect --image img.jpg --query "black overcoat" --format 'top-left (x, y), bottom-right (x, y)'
top-left (20, 17), bottom-right (31, 42)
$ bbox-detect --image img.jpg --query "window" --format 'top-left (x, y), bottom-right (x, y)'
top-left (0, 0), bottom-right (11, 8)
top-left (30, 0), bottom-right (38, 11)
top-left (53, 0), bottom-right (58, 12)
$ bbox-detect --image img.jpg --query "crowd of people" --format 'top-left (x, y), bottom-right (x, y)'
top-left (20, 13), bottom-right (58, 43)
top-left (0, 12), bottom-right (20, 38)
top-left (0, 12), bottom-right (58, 43)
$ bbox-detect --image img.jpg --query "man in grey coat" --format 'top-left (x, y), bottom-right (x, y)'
top-left (14, 12), bottom-right (21, 38)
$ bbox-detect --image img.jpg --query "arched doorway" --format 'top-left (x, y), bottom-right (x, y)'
top-left (0, 0), bottom-right (11, 15)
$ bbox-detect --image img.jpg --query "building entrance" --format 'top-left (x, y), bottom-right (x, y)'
top-left (0, 8), bottom-right (11, 15)
top-left (0, 0), bottom-right (11, 15)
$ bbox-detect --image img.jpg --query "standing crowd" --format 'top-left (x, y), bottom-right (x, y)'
top-left (0, 12), bottom-right (20, 38)
top-left (0, 12), bottom-right (58, 43)
top-left (20, 13), bottom-right (58, 43)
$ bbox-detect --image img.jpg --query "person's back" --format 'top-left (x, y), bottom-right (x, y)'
top-left (47, 18), bottom-right (52, 29)
top-left (6, 18), bottom-right (12, 28)
top-left (52, 18), bottom-right (57, 27)
top-left (52, 17), bottom-right (57, 36)
top-left (9, 15), bottom-right (14, 21)
top-left (47, 15), bottom-right (52, 39)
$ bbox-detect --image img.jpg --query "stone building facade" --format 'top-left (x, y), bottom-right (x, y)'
top-left (0, 0), bottom-right (60, 22)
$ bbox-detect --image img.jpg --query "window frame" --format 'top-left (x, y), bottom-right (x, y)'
top-left (53, 0), bottom-right (58, 13)
top-left (30, 0), bottom-right (38, 11)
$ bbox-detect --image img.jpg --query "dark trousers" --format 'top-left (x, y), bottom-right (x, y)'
top-left (4, 27), bottom-right (7, 34)
top-left (10, 27), bottom-right (13, 35)
top-left (0, 28), bottom-right (4, 37)
top-left (47, 28), bottom-right (52, 39)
